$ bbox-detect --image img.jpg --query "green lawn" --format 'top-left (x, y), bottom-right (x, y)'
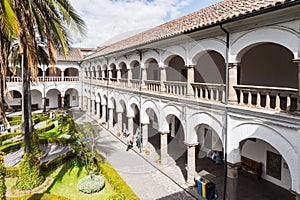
top-left (6, 162), bottom-right (114, 200)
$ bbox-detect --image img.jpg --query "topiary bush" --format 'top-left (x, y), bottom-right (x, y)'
top-left (16, 153), bottom-right (45, 190)
top-left (107, 193), bottom-right (126, 200)
top-left (31, 130), bottom-right (41, 156)
top-left (0, 152), bottom-right (6, 200)
top-left (77, 175), bottom-right (105, 194)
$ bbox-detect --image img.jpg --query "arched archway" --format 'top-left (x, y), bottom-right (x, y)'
top-left (65, 88), bottom-right (79, 107)
top-left (46, 89), bottom-right (61, 108)
top-left (145, 58), bottom-right (160, 81)
top-left (166, 56), bottom-right (186, 82)
top-left (131, 60), bottom-right (140, 80)
top-left (31, 89), bottom-right (42, 110)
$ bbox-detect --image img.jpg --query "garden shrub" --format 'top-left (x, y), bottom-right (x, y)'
top-left (0, 132), bottom-right (22, 144)
top-left (31, 130), bottom-right (41, 156)
top-left (107, 193), bottom-right (126, 200)
top-left (9, 120), bottom-right (22, 126)
top-left (0, 152), bottom-right (6, 200)
top-left (77, 175), bottom-right (105, 194)
top-left (41, 151), bottom-right (75, 171)
top-left (39, 138), bottom-right (76, 145)
top-left (6, 166), bottom-right (18, 178)
top-left (7, 116), bottom-right (22, 121)
top-left (0, 142), bottom-right (23, 153)
top-left (16, 153), bottom-right (44, 190)
top-left (36, 121), bottom-right (55, 134)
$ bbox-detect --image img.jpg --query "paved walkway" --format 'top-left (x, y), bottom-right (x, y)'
top-left (72, 109), bottom-right (197, 200)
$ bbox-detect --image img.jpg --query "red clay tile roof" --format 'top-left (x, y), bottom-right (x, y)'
top-left (85, 0), bottom-right (298, 60)
top-left (56, 47), bottom-right (83, 62)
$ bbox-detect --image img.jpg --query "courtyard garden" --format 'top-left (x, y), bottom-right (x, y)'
top-left (0, 110), bottom-right (138, 200)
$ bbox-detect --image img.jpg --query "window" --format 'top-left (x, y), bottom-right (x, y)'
top-left (266, 151), bottom-right (281, 180)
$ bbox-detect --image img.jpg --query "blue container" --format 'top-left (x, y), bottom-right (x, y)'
top-left (197, 178), bottom-right (204, 196)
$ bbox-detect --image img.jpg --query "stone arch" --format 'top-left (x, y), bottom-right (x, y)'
top-left (128, 96), bottom-right (140, 117)
top-left (143, 50), bottom-right (160, 64)
top-left (162, 45), bottom-right (186, 65)
top-left (190, 39), bottom-right (226, 64)
top-left (160, 104), bottom-right (185, 133)
top-left (115, 93), bottom-right (127, 112)
top-left (188, 112), bottom-right (224, 144)
top-left (141, 99), bottom-right (160, 124)
top-left (232, 27), bottom-right (299, 62)
top-left (230, 122), bottom-right (299, 193)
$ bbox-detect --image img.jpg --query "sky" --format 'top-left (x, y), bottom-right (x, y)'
top-left (69, 0), bottom-right (222, 48)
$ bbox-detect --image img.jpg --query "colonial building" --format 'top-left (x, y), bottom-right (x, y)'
top-left (5, 0), bottom-right (300, 199)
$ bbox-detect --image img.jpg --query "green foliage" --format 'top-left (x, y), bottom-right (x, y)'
top-left (5, 167), bottom-right (18, 178)
top-left (16, 153), bottom-right (44, 190)
top-left (0, 142), bottom-right (23, 153)
top-left (39, 138), bottom-right (76, 145)
top-left (0, 133), bottom-right (22, 144)
top-left (107, 193), bottom-right (126, 200)
top-left (31, 130), bottom-right (41, 156)
top-left (0, 152), bottom-right (6, 200)
top-left (41, 151), bottom-right (75, 172)
top-left (9, 120), bottom-right (22, 126)
top-left (77, 175), bottom-right (105, 194)
top-left (56, 114), bottom-right (77, 135)
top-left (36, 121), bottom-right (55, 134)
top-left (10, 193), bottom-right (70, 200)
top-left (7, 116), bottom-right (22, 121)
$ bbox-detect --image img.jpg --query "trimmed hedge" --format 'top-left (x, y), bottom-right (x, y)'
top-left (9, 193), bottom-right (70, 200)
top-left (39, 138), bottom-right (76, 145)
top-left (0, 132), bottom-right (22, 143)
top-left (9, 120), bottom-right (22, 126)
top-left (36, 121), bottom-right (55, 134)
top-left (6, 166), bottom-right (19, 178)
top-left (41, 151), bottom-right (75, 171)
top-left (95, 151), bottom-right (139, 200)
top-left (7, 116), bottom-right (22, 121)
top-left (0, 142), bottom-right (23, 153)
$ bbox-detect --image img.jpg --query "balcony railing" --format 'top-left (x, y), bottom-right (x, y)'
top-left (130, 79), bottom-right (141, 90)
top-left (234, 85), bottom-right (298, 111)
top-left (164, 81), bottom-right (187, 96)
top-left (192, 83), bottom-right (225, 103)
top-left (119, 78), bottom-right (128, 87)
top-left (6, 76), bottom-right (79, 82)
top-left (144, 80), bottom-right (161, 92)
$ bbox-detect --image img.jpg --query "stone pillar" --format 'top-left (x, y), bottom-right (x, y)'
top-left (117, 69), bottom-right (121, 84)
top-left (90, 100), bottom-right (95, 115)
top-left (185, 143), bottom-right (198, 186)
top-left (228, 63), bottom-right (238, 103)
top-left (96, 102), bottom-right (101, 118)
top-left (101, 104), bottom-right (106, 121)
top-left (226, 163), bottom-right (239, 200)
top-left (159, 64), bottom-right (166, 92)
top-left (108, 108), bottom-right (114, 128)
top-left (108, 70), bottom-right (112, 84)
top-left (42, 70), bottom-right (45, 81)
top-left (141, 67), bottom-right (147, 90)
top-left (61, 70), bottom-right (65, 81)
top-left (128, 116), bottom-right (134, 134)
top-left (142, 123), bottom-right (149, 148)
top-left (117, 112), bottom-right (123, 131)
top-left (160, 131), bottom-right (168, 165)
top-left (61, 96), bottom-right (65, 108)
top-left (42, 97), bottom-right (46, 113)
top-left (101, 70), bottom-right (105, 83)
top-left (186, 65), bottom-right (195, 97)
top-left (296, 62), bottom-right (300, 111)
top-left (127, 69), bottom-right (132, 87)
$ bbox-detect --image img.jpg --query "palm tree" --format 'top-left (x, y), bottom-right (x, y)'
top-left (12, 0), bottom-right (86, 153)
top-left (0, 0), bottom-right (19, 127)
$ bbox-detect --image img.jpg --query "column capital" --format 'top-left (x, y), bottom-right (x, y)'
top-left (293, 59), bottom-right (300, 64)
top-left (141, 122), bottom-right (150, 125)
top-left (159, 131), bottom-right (169, 135)
top-left (184, 64), bottom-right (195, 68)
top-left (229, 63), bottom-right (239, 69)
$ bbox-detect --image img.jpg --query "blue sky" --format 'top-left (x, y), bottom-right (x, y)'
top-left (69, 0), bottom-right (222, 48)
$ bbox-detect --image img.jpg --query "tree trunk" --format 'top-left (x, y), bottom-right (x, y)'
top-left (22, 45), bottom-right (31, 154)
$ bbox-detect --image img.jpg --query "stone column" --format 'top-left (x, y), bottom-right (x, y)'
top-left (42, 70), bottom-right (45, 81)
top-left (142, 123), bottom-right (149, 148)
top-left (226, 163), bottom-right (239, 200)
top-left (61, 96), bottom-right (65, 108)
top-left (228, 63), bottom-right (238, 103)
top-left (160, 131), bottom-right (168, 165)
top-left (295, 61), bottom-right (300, 111)
top-left (42, 97), bottom-right (46, 113)
top-left (141, 66), bottom-right (147, 90)
top-left (117, 112), bottom-right (123, 131)
top-left (90, 100), bottom-right (95, 115)
top-left (108, 108), bottom-right (114, 128)
top-left (96, 102), bottom-right (101, 118)
top-left (186, 65), bottom-right (195, 97)
top-left (185, 143), bottom-right (198, 186)
top-left (127, 69), bottom-right (132, 87)
top-left (61, 70), bottom-right (65, 81)
top-left (159, 64), bottom-right (166, 92)
top-left (108, 70), bottom-right (112, 85)
top-left (101, 70), bottom-right (105, 83)
top-left (101, 104), bottom-right (106, 121)
top-left (128, 116), bottom-right (134, 135)
top-left (117, 69), bottom-right (121, 84)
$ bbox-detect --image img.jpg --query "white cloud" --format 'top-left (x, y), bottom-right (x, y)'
top-left (68, 0), bottom-right (220, 48)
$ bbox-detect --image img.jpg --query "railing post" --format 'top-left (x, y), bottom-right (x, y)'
top-left (229, 63), bottom-right (238, 103)
top-left (256, 91), bottom-right (261, 108)
top-left (266, 92), bottom-right (271, 109)
top-left (275, 93), bottom-right (281, 110)
top-left (159, 63), bottom-right (166, 93)
top-left (186, 65), bottom-right (195, 97)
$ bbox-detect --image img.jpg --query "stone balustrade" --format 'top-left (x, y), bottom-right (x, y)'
top-left (164, 81), bottom-right (187, 96)
top-left (191, 83), bottom-right (226, 103)
top-left (130, 79), bottom-right (141, 90)
top-left (118, 78), bottom-right (128, 87)
top-left (234, 85), bottom-right (298, 111)
top-left (144, 80), bottom-right (161, 92)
